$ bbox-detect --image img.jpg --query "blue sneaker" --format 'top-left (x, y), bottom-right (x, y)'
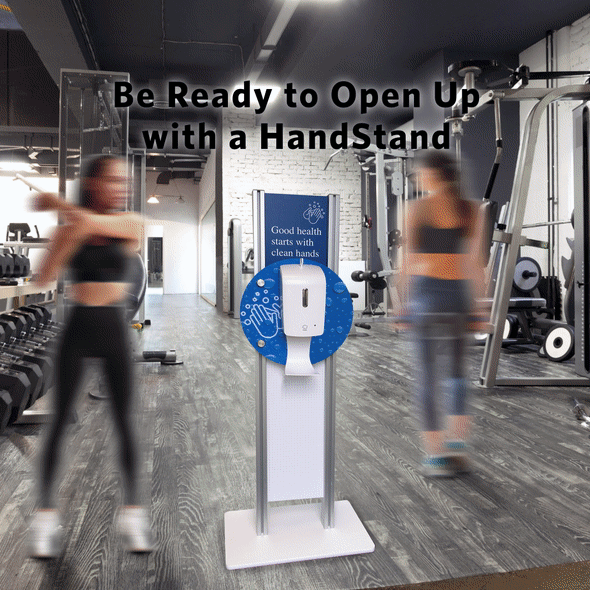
top-left (421, 455), bottom-right (457, 478)
top-left (445, 441), bottom-right (471, 474)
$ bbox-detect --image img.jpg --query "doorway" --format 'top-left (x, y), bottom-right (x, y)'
top-left (147, 237), bottom-right (163, 288)
top-left (147, 225), bottom-right (164, 294)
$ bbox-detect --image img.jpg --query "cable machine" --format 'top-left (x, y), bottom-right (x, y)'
top-left (449, 61), bottom-right (590, 386)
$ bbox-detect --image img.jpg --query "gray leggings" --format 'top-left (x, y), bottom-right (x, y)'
top-left (411, 276), bottom-right (471, 432)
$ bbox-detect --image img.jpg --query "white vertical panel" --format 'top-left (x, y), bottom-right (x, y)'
top-left (266, 360), bottom-right (325, 502)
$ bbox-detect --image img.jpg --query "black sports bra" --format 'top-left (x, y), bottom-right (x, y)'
top-left (415, 224), bottom-right (467, 254)
top-left (70, 240), bottom-right (128, 283)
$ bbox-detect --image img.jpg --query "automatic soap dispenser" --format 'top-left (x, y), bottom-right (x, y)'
top-left (280, 261), bottom-right (326, 376)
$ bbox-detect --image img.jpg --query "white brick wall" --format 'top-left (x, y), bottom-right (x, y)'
top-left (220, 108), bottom-right (362, 311)
top-left (518, 12), bottom-right (590, 280)
top-left (571, 13), bottom-right (590, 69)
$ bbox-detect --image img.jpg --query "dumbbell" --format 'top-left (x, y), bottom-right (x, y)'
top-left (0, 364), bottom-right (31, 424)
top-left (28, 305), bottom-right (61, 330)
top-left (0, 252), bottom-right (14, 278)
top-left (5, 310), bottom-right (55, 341)
top-left (19, 255), bottom-right (30, 277)
top-left (3, 252), bottom-right (23, 277)
top-left (19, 306), bottom-right (61, 337)
top-left (0, 389), bottom-right (12, 433)
top-left (135, 350), bottom-right (180, 364)
top-left (5, 253), bottom-right (30, 277)
top-left (0, 324), bottom-right (44, 409)
top-left (0, 317), bottom-right (55, 371)
top-left (1, 313), bottom-right (51, 346)
top-left (9, 309), bottom-right (57, 341)
top-left (0, 318), bottom-right (54, 395)
top-left (16, 307), bottom-right (62, 346)
top-left (0, 354), bottom-right (42, 411)
top-left (0, 253), bottom-right (10, 278)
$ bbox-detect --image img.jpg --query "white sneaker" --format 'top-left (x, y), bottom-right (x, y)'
top-left (28, 509), bottom-right (64, 559)
top-left (116, 506), bottom-right (155, 553)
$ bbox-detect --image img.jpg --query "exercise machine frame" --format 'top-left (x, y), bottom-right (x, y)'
top-left (472, 84), bottom-right (590, 386)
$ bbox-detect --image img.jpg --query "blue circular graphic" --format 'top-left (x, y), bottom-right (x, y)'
top-left (240, 259), bottom-right (353, 365)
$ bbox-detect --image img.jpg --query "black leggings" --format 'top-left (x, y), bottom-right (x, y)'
top-left (40, 304), bottom-right (138, 508)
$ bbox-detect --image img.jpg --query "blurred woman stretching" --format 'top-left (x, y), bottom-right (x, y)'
top-left (28, 155), bottom-right (154, 557)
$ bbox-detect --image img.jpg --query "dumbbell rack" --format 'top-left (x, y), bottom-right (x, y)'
top-left (0, 235), bottom-right (58, 425)
top-left (0, 303), bottom-right (60, 428)
top-left (0, 238), bottom-right (55, 307)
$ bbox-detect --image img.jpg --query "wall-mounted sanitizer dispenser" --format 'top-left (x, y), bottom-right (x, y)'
top-left (280, 262), bottom-right (326, 376)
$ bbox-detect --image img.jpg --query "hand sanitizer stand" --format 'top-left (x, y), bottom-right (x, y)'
top-left (224, 192), bottom-right (374, 569)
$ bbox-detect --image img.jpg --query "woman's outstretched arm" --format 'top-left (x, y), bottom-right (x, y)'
top-left (33, 192), bottom-right (143, 249)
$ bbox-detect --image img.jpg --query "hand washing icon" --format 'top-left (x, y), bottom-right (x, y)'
top-left (242, 302), bottom-right (282, 339)
top-left (303, 202), bottom-right (325, 225)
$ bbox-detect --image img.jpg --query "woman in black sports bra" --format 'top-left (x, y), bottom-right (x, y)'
top-left (402, 150), bottom-right (485, 478)
top-left (28, 155), bottom-right (154, 557)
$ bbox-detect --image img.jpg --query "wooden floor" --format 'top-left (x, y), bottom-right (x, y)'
top-left (2, 294), bottom-right (590, 589)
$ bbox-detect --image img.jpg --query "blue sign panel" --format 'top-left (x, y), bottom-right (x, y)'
top-left (264, 194), bottom-right (329, 267)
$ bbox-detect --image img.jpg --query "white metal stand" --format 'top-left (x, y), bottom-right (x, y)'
top-left (224, 191), bottom-right (374, 569)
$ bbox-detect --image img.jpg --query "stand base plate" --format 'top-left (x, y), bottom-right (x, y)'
top-left (224, 500), bottom-right (374, 570)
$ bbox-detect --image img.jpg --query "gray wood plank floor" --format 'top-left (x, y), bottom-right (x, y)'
top-left (2, 294), bottom-right (590, 589)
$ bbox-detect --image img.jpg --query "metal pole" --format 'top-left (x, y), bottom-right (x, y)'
top-left (57, 71), bottom-right (69, 324)
top-left (522, 219), bottom-right (572, 229)
top-left (228, 218), bottom-right (243, 318)
top-left (253, 191), bottom-right (268, 536)
top-left (321, 193), bottom-right (339, 529)
top-left (136, 150), bottom-right (146, 323)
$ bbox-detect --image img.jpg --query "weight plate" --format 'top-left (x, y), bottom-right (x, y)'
top-left (543, 324), bottom-right (575, 362)
top-left (502, 315), bottom-right (518, 339)
top-left (513, 257), bottom-right (542, 292)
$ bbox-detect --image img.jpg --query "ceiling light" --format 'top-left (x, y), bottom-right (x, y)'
top-left (0, 151), bottom-right (34, 172)
top-left (4, 162), bottom-right (35, 172)
top-left (149, 194), bottom-right (186, 204)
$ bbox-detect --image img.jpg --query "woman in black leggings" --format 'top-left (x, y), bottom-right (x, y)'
top-left (28, 155), bottom-right (154, 557)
